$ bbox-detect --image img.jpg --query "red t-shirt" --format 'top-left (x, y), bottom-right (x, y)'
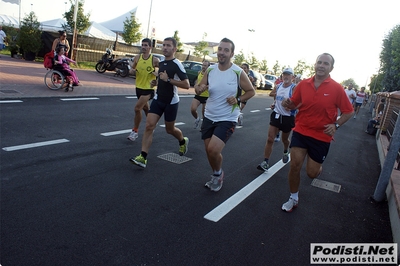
top-left (290, 76), bottom-right (353, 142)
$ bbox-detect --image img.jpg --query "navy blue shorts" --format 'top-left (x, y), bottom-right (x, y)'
top-left (290, 131), bottom-right (330, 164)
top-left (149, 99), bottom-right (179, 122)
top-left (201, 117), bottom-right (236, 143)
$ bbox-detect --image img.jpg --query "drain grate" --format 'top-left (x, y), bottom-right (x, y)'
top-left (157, 152), bottom-right (192, 164)
top-left (0, 89), bottom-right (20, 94)
top-left (311, 179), bottom-right (341, 193)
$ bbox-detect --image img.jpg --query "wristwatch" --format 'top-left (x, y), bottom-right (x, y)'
top-left (167, 78), bottom-right (171, 83)
top-left (335, 123), bottom-right (340, 130)
top-left (237, 97), bottom-right (241, 105)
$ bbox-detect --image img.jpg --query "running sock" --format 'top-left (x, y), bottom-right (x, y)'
top-left (290, 192), bottom-right (299, 201)
top-left (283, 150), bottom-right (288, 154)
top-left (179, 138), bottom-right (186, 146)
top-left (213, 169), bottom-right (222, 176)
top-left (141, 151), bottom-right (148, 160)
top-left (264, 158), bottom-right (269, 163)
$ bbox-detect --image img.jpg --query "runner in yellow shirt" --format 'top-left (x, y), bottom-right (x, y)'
top-left (190, 61), bottom-right (210, 129)
top-left (127, 38), bottom-right (160, 141)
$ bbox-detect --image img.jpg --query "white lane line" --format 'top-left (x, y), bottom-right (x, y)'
top-left (60, 98), bottom-right (99, 101)
top-left (2, 139), bottom-right (70, 151)
top-left (159, 122), bottom-right (185, 127)
top-left (126, 96), bottom-right (137, 99)
top-left (265, 107), bottom-right (271, 111)
top-left (0, 100), bottom-right (23, 103)
top-left (204, 156), bottom-right (290, 222)
top-left (101, 129), bottom-right (132, 136)
top-left (250, 110), bottom-right (260, 113)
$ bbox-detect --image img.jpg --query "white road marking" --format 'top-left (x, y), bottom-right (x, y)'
top-left (265, 107), bottom-right (271, 110)
top-left (0, 100), bottom-right (23, 103)
top-left (60, 98), bottom-right (99, 101)
top-left (204, 155), bottom-right (290, 222)
top-left (101, 129), bottom-right (132, 136)
top-left (159, 122), bottom-right (185, 127)
top-left (250, 110), bottom-right (260, 113)
top-left (2, 139), bottom-right (70, 151)
top-left (126, 96), bottom-right (137, 99)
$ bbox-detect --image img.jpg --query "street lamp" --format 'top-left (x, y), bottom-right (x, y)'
top-left (64, 2), bottom-right (67, 12)
top-left (247, 29), bottom-right (255, 54)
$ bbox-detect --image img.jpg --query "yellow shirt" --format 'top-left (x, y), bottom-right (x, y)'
top-left (136, 54), bottom-right (156, 90)
top-left (197, 71), bottom-right (209, 97)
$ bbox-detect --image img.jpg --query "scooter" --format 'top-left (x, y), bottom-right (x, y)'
top-left (95, 48), bottom-right (131, 77)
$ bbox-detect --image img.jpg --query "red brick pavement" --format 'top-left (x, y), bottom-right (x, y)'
top-left (0, 55), bottom-right (195, 99)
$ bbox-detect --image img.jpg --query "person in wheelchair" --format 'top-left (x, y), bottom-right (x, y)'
top-left (54, 46), bottom-right (79, 91)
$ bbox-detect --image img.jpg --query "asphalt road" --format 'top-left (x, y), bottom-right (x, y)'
top-left (0, 95), bottom-right (394, 265)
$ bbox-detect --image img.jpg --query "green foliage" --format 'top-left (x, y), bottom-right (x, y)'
top-left (2, 25), bottom-right (19, 53)
top-left (121, 12), bottom-right (142, 45)
top-left (194, 33), bottom-right (208, 58)
top-left (369, 73), bottom-right (384, 93)
top-left (259, 59), bottom-right (268, 73)
top-left (173, 31), bottom-right (184, 53)
top-left (17, 12), bottom-right (42, 54)
top-left (233, 50), bottom-right (245, 65)
top-left (341, 78), bottom-right (359, 90)
top-left (272, 61), bottom-right (281, 75)
top-left (379, 24), bottom-right (400, 92)
top-left (63, 0), bottom-right (91, 34)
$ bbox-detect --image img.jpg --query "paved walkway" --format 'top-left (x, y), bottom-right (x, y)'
top-left (0, 55), bottom-right (195, 99)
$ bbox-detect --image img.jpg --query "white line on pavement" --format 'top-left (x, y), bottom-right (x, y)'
top-left (250, 110), bottom-right (260, 112)
top-left (0, 100), bottom-right (23, 103)
top-left (159, 122), bottom-right (185, 127)
top-left (204, 155), bottom-right (290, 222)
top-left (60, 98), bottom-right (99, 101)
top-left (2, 139), bottom-right (70, 151)
top-left (101, 129), bottom-right (132, 136)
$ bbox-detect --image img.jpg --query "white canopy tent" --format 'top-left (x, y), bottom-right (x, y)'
top-left (99, 7), bottom-right (138, 33)
top-left (0, 14), bottom-right (19, 27)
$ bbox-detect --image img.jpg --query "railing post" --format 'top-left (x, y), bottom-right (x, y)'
top-left (372, 115), bottom-right (400, 202)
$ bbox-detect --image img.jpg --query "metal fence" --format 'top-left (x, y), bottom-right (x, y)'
top-left (386, 106), bottom-right (400, 170)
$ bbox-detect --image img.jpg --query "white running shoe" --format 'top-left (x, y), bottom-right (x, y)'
top-left (282, 197), bottom-right (298, 212)
top-left (127, 131), bottom-right (138, 141)
top-left (194, 117), bottom-right (201, 129)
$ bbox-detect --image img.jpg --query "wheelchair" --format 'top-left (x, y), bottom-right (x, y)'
top-left (44, 68), bottom-right (67, 90)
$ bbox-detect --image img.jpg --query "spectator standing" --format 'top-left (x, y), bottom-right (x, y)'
top-left (52, 31), bottom-right (70, 56)
top-left (353, 86), bottom-right (366, 118)
top-left (127, 38), bottom-right (160, 141)
top-left (195, 38), bottom-right (255, 192)
top-left (191, 60), bottom-right (211, 129)
top-left (281, 53), bottom-right (354, 212)
top-left (257, 67), bottom-right (296, 171)
top-left (130, 37), bottom-right (190, 168)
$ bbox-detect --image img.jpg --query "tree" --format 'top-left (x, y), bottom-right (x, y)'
top-left (369, 73), bottom-right (385, 93)
top-left (379, 24), bottom-right (400, 92)
top-left (247, 53), bottom-right (259, 70)
top-left (194, 32), bottom-right (209, 60)
top-left (259, 59), bottom-right (268, 73)
top-left (173, 31), bottom-right (184, 53)
top-left (17, 12), bottom-right (42, 57)
top-left (341, 78), bottom-right (359, 89)
top-left (272, 60), bottom-right (281, 75)
top-left (63, 0), bottom-right (91, 34)
top-left (121, 12), bottom-right (142, 45)
top-left (233, 50), bottom-right (245, 65)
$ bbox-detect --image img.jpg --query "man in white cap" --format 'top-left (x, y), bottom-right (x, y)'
top-left (257, 67), bottom-right (296, 171)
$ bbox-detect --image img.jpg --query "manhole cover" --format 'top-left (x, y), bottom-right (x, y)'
top-left (311, 179), bottom-right (341, 193)
top-left (0, 89), bottom-right (20, 94)
top-left (157, 152), bottom-right (192, 164)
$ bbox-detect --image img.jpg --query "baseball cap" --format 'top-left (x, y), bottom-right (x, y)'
top-left (282, 67), bottom-right (294, 75)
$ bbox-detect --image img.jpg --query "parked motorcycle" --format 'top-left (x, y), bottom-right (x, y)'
top-left (95, 48), bottom-right (131, 77)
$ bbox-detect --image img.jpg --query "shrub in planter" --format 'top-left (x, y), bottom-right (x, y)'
top-left (17, 12), bottom-right (42, 61)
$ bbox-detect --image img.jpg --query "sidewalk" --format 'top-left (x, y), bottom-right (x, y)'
top-left (0, 55), bottom-right (195, 99)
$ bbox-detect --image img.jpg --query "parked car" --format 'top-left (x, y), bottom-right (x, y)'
top-left (182, 61), bottom-right (203, 86)
top-left (251, 70), bottom-right (265, 90)
top-left (264, 74), bottom-right (277, 90)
